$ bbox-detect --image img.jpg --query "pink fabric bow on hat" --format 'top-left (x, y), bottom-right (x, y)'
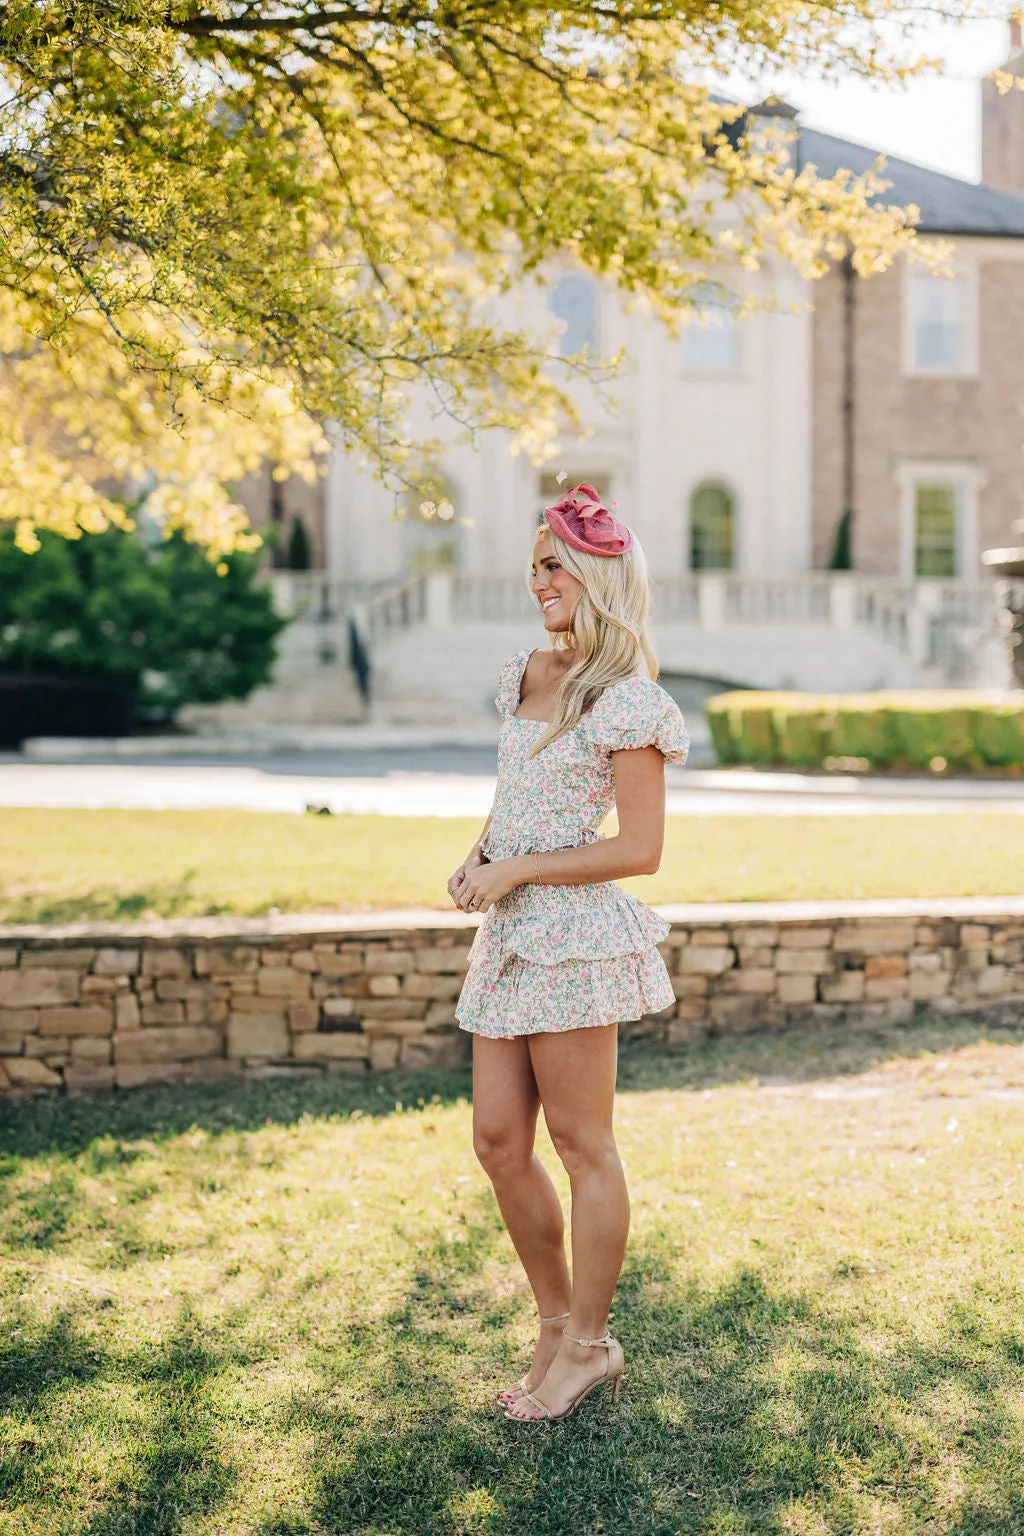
top-left (543, 483), bottom-right (634, 557)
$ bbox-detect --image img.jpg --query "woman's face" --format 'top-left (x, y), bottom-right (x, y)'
top-left (532, 530), bottom-right (583, 634)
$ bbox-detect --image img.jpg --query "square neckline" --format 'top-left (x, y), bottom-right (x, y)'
top-left (510, 648), bottom-right (636, 729)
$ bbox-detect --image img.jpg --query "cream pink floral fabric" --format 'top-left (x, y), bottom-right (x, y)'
top-left (456, 649), bottom-right (689, 1039)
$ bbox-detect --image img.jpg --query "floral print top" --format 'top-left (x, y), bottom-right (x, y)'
top-left (483, 648), bottom-right (690, 864)
top-left (469, 649), bottom-right (690, 969)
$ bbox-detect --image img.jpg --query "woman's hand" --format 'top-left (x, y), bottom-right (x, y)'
top-left (447, 847), bottom-right (486, 907)
top-left (455, 857), bottom-right (529, 914)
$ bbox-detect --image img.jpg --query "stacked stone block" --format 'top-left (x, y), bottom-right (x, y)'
top-left (0, 910), bottom-right (1022, 1096)
top-left (654, 916), bottom-right (1024, 1044)
top-left (0, 929), bottom-right (472, 1095)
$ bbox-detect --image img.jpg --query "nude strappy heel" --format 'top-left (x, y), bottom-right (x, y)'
top-left (503, 1329), bottom-right (625, 1422)
top-left (496, 1312), bottom-right (570, 1404)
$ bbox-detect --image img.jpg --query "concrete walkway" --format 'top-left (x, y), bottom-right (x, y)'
top-left (3, 751), bottom-right (1024, 817)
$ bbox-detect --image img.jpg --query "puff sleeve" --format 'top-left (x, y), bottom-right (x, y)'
top-left (585, 677), bottom-right (689, 765)
top-left (494, 649), bottom-right (533, 719)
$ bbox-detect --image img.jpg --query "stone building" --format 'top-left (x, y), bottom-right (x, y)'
top-left (227, 36), bottom-right (1024, 729)
top-left (806, 114), bottom-right (1024, 580)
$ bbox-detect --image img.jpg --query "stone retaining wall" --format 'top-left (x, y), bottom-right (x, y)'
top-left (2, 900), bottom-right (1023, 1096)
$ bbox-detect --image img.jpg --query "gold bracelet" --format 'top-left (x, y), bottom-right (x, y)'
top-left (534, 852), bottom-right (542, 886)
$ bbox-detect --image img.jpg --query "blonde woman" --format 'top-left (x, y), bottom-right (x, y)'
top-left (448, 484), bottom-right (688, 1423)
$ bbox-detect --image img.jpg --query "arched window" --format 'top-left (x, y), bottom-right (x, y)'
top-left (690, 482), bottom-right (735, 570)
top-left (402, 476), bottom-right (461, 574)
top-left (551, 274), bottom-right (598, 357)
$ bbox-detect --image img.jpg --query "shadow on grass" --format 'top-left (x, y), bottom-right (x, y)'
top-left (0, 1310), bottom-right (237, 1536)
top-left (264, 1247), bottom-right (1024, 1536)
top-left (0, 1066), bottom-right (475, 1161)
top-left (3, 1016), bottom-right (1023, 1165)
top-left (4, 1167), bottom-right (1024, 1531)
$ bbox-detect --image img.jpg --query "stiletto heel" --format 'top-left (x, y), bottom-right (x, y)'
top-left (495, 1312), bottom-right (570, 1404)
top-left (503, 1329), bottom-right (625, 1422)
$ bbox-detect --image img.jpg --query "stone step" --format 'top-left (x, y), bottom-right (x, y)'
top-left (179, 666), bottom-right (365, 730)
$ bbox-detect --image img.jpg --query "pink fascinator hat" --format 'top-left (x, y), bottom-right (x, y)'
top-left (544, 482), bottom-right (633, 557)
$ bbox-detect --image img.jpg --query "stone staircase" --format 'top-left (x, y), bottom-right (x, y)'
top-left (179, 577), bottom-right (366, 731)
top-left (198, 569), bottom-right (1001, 734)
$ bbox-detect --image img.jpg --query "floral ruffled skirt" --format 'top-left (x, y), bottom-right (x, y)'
top-left (456, 881), bottom-right (676, 1038)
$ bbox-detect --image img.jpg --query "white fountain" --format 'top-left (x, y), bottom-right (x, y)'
top-left (982, 523), bottom-right (1024, 690)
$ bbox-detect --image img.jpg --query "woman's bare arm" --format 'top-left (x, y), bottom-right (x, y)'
top-left (467, 813), bottom-right (492, 866)
top-left (531, 747), bottom-right (664, 882)
top-left (454, 748), bottom-right (666, 911)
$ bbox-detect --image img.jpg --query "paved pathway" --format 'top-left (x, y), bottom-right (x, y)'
top-left (3, 752), bottom-right (1024, 817)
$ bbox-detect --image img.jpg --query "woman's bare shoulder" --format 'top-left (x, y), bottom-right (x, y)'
top-left (523, 647), bottom-right (560, 682)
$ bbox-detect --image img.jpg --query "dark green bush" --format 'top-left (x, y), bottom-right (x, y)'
top-left (827, 698), bottom-right (897, 764)
top-left (973, 703), bottom-right (1024, 766)
top-left (771, 698), bottom-right (836, 767)
top-left (0, 526), bottom-right (286, 718)
top-left (287, 514), bottom-right (312, 571)
top-left (705, 691), bottom-right (1024, 771)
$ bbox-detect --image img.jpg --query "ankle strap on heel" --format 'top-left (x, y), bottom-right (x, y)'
top-left (539, 1311), bottom-right (570, 1324)
top-left (562, 1330), bottom-right (613, 1348)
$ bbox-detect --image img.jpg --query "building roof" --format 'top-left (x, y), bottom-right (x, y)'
top-left (795, 124), bottom-right (1024, 239)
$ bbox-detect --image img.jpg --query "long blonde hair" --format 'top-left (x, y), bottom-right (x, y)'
top-left (527, 522), bottom-right (658, 756)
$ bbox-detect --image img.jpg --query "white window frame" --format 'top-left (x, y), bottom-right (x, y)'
top-left (681, 282), bottom-right (742, 377)
top-left (902, 265), bottom-right (978, 379)
top-left (550, 272), bottom-right (599, 358)
top-left (896, 461), bottom-right (980, 580)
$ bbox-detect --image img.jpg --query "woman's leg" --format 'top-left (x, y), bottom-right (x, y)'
top-left (472, 1035), bottom-right (572, 1385)
top-left (504, 1023), bottom-right (628, 1418)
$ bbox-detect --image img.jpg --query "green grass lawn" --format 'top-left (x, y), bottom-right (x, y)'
top-left (3, 1017), bottom-right (1024, 1533)
top-left (2, 808), bottom-right (1024, 923)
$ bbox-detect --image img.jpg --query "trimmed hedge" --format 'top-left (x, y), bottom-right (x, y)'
top-left (705, 691), bottom-right (1024, 771)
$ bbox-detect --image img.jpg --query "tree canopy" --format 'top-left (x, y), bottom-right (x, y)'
top-left (0, 1), bottom-right (969, 549)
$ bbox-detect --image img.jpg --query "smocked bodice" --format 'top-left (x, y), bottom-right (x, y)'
top-left (481, 650), bottom-right (689, 863)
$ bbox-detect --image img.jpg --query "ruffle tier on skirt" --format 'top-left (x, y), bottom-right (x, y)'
top-left (456, 880), bottom-right (676, 1038)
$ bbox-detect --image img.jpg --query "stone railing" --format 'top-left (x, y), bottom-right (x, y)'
top-left (2, 897), bottom-right (1023, 1097)
top-left (262, 572), bottom-right (430, 658)
top-left (262, 570), bottom-right (996, 690)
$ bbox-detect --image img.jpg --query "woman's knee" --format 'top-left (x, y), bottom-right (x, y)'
top-left (546, 1122), bottom-right (618, 1179)
top-left (473, 1121), bottom-right (534, 1180)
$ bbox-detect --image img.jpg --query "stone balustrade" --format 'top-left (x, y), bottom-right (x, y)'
top-left (2, 898), bottom-right (1023, 1097)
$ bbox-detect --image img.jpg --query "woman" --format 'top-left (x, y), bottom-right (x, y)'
top-left (448, 483), bottom-right (688, 1423)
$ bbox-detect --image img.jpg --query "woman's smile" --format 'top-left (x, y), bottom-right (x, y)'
top-left (532, 531), bottom-right (582, 630)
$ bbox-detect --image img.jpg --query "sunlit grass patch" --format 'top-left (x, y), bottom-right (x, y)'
top-left (2, 808), bottom-right (1024, 921)
top-left (3, 1017), bottom-right (1024, 1531)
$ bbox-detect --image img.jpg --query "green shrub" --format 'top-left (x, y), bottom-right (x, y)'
top-left (728, 695), bottom-right (778, 764)
top-left (706, 702), bottom-right (736, 763)
top-left (828, 696), bottom-right (895, 764)
top-left (0, 526), bottom-right (286, 718)
top-left (287, 515), bottom-right (312, 571)
top-left (971, 703), bottom-right (1024, 766)
top-left (883, 695), bottom-right (979, 770)
top-left (771, 697), bottom-right (836, 767)
top-left (704, 690), bottom-right (1024, 771)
